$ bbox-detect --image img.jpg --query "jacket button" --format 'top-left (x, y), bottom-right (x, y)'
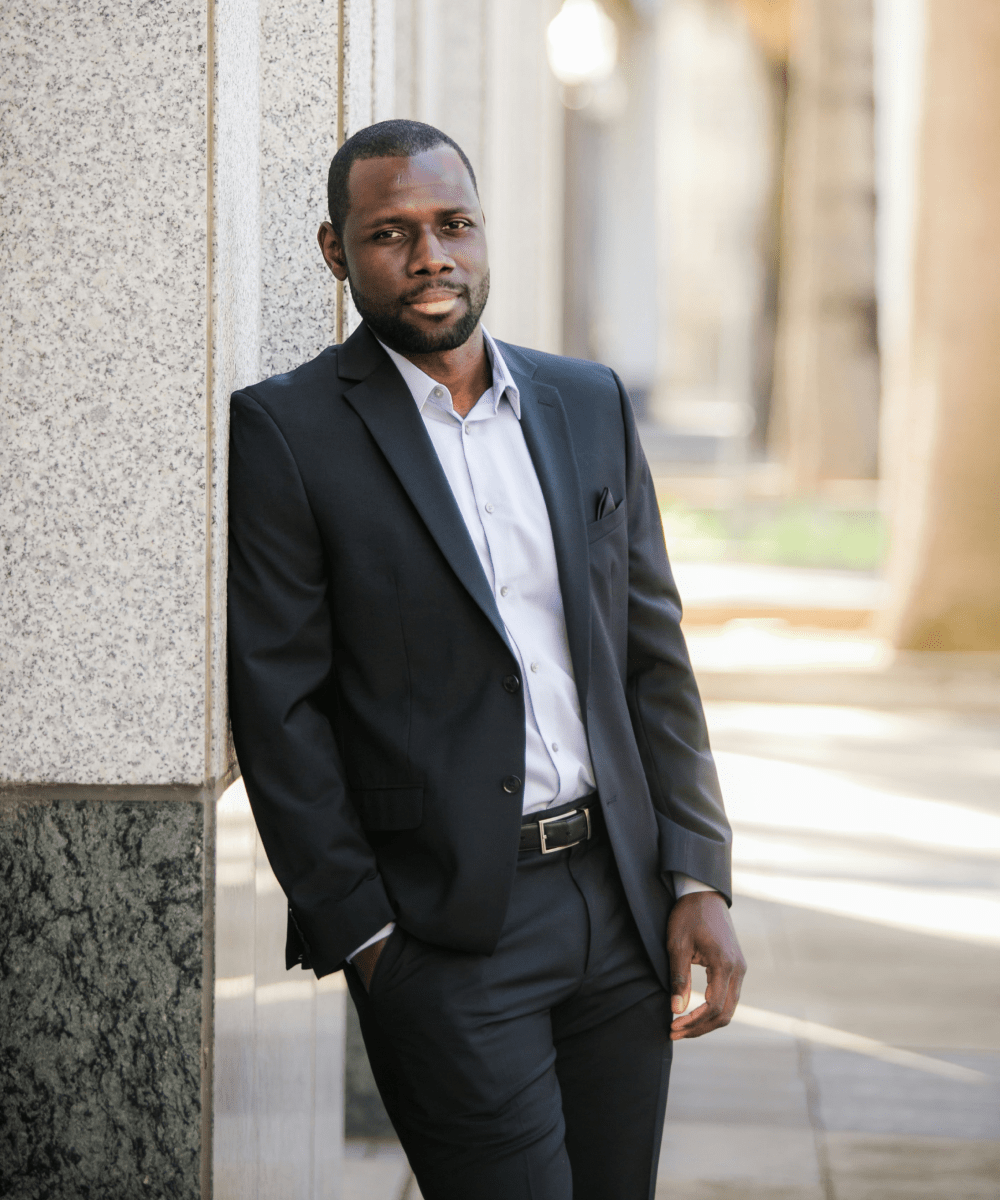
top-left (503, 775), bottom-right (522, 794)
top-left (503, 674), bottom-right (520, 693)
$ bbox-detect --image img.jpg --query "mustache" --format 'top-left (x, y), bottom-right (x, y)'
top-left (400, 282), bottom-right (467, 304)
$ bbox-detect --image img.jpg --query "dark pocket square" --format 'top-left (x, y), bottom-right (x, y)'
top-left (596, 487), bottom-right (617, 520)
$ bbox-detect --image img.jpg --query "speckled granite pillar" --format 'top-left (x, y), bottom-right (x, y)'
top-left (0, 0), bottom-right (387, 1195)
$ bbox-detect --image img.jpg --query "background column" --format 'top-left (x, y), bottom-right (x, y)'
top-left (769, 0), bottom-right (880, 490)
top-left (880, 1), bottom-right (1000, 650)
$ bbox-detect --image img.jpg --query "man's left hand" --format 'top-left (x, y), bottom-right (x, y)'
top-left (667, 891), bottom-right (746, 1040)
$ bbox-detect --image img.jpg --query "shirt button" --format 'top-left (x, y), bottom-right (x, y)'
top-left (502, 775), bottom-right (522, 794)
top-left (530, 662), bottom-right (539, 673)
top-left (485, 502), bottom-right (494, 514)
top-left (551, 742), bottom-right (559, 752)
top-left (463, 424), bottom-right (471, 435)
top-left (503, 674), bottom-right (520, 693)
top-left (432, 386), bottom-right (444, 398)
top-left (500, 585), bottom-right (509, 597)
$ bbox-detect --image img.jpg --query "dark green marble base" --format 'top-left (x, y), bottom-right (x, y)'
top-left (0, 798), bottom-right (207, 1199)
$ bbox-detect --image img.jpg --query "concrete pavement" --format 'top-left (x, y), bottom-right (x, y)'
top-left (657, 700), bottom-right (1000, 1199)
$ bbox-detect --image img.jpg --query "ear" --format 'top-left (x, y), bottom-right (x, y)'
top-left (317, 221), bottom-right (348, 281)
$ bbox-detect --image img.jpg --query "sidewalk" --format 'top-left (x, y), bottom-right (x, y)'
top-left (657, 699), bottom-right (1000, 1199)
top-left (673, 561), bottom-right (885, 628)
top-left (671, 563), bottom-right (999, 1196)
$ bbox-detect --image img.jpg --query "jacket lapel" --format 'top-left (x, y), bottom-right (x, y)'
top-left (338, 326), bottom-right (510, 649)
top-left (508, 362), bottom-right (592, 717)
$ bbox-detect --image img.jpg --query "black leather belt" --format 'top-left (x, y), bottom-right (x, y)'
top-left (519, 804), bottom-right (595, 854)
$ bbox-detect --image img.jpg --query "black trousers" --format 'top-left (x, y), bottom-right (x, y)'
top-left (346, 807), bottom-right (673, 1200)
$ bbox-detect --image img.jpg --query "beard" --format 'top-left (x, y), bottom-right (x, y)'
top-left (348, 271), bottom-right (490, 355)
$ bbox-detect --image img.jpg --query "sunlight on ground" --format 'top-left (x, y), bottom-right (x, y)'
top-left (682, 992), bottom-right (989, 1083)
top-left (686, 622), bottom-right (889, 670)
top-left (705, 702), bottom-right (1000, 949)
top-left (672, 561), bottom-right (885, 610)
top-left (731, 871), bottom-right (1000, 947)
top-left (707, 702), bottom-right (915, 738)
top-left (715, 751), bottom-right (1000, 855)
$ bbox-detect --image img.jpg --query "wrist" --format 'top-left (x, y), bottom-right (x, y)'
top-left (347, 921), bottom-right (396, 962)
top-left (353, 933), bottom-right (390, 990)
top-left (676, 889), bottom-right (724, 904)
top-left (672, 872), bottom-right (719, 899)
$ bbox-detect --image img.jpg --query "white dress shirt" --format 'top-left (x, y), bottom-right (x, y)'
top-left (348, 330), bottom-right (714, 961)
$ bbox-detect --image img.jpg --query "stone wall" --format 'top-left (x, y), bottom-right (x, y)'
top-left (0, 795), bottom-right (207, 1191)
top-left (2, 0), bottom-right (221, 789)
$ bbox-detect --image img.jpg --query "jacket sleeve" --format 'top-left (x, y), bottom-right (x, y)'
top-left (614, 372), bottom-right (734, 902)
top-left (227, 389), bottom-right (396, 975)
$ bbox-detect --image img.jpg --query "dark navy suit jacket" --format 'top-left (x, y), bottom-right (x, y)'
top-left (227, 322), bottom-right (732, 982)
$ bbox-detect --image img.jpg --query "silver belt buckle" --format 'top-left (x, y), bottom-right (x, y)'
top-left (537, 806), bottom-right (591, 854)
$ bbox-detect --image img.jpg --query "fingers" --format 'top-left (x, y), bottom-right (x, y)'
top-left (668, 938), bottom-right (693, 1017)
top-left (669, 967), bottom-right (742, 1040)
top-left (667, 894), bottom-right (747, 1040)
top-left (669, 966), bottom-right (730, 1038)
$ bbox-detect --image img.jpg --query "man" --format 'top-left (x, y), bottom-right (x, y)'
top-left (228, 119), bottom-right (745, 1199)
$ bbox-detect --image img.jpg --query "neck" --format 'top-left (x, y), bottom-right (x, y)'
top-left (399, 325), bottom-right (492, 418)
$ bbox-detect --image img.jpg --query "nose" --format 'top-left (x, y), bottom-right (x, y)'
top-left (410, 225), bottom-right (454, 275)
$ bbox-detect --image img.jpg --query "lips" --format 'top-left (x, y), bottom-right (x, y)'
top-left (407, 290), bottom-right (462, 316)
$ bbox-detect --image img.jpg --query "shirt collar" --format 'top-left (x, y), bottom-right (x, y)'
top-left (375, 326), bottom-right (521, 421)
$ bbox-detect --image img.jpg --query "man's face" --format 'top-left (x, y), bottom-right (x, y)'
top-left (323, 146), bottom-right (490, 354)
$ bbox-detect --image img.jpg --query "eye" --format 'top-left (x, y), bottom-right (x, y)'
top-left (372, 228), bottom-right (404, 241)
top-left (443, 219), bottom-right (472, 231)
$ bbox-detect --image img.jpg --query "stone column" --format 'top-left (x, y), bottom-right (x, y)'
top-left (769, 0), bottom-right (880, 489)
top-left (881, 2), bottom-right (1000, 650)
top-left (653, 0), bottom-right (775, 440)
top-left (872, 0), bottom-right (926, 511)
top-left (585, 6), bottom-right (660, 407)
top-left (0, 1), bottom-right (390, 1194)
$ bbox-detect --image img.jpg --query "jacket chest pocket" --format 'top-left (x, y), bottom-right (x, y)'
top-left (586, 501), bottom-right (627, 546)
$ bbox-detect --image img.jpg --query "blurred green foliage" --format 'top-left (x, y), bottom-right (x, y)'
top-left (659, 500), bottom-right (888, 570)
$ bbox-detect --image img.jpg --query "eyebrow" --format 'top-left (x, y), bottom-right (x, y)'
top-left (360, 206), bottom-right (476, 230)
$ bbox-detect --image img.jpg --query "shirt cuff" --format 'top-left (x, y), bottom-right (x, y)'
top-left (345, 922), bottom-right (395, 963)
top-left (672, 872), bottom-right (720, 899)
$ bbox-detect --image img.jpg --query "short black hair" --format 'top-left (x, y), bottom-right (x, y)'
top-left (327, 119), bottom-right (479, 239)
